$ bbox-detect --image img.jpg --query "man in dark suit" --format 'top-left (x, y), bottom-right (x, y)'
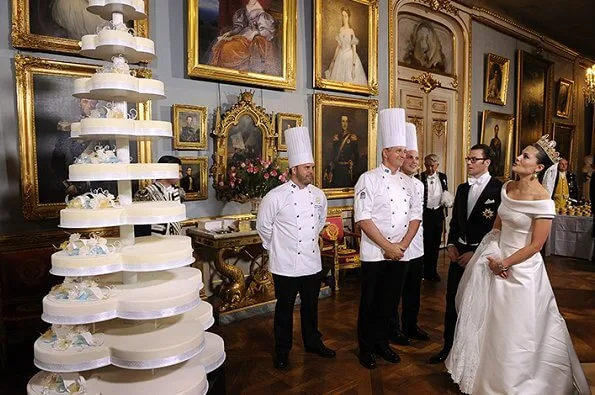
top-left (552, 158), bottom-right (579, 207)
top-left (429, 144), bottom-right (503, 364)
top-left (419, 154), bottom-right (449, 282)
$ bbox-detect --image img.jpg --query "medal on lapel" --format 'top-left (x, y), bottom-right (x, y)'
top-left (482, 208), bottom-right (494, 219)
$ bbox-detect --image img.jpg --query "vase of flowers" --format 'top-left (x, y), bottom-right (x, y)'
top-left (215, 158), bottom-right (289, 211)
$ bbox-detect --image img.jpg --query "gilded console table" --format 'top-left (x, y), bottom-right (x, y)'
top-left (186, 227), bottom-right (275, 315)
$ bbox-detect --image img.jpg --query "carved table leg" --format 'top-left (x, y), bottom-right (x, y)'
top-left (215, 248), bottom-right (246, 312)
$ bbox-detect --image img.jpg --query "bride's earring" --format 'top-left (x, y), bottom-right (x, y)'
top-left (531, 171), bottom-right (538, 180)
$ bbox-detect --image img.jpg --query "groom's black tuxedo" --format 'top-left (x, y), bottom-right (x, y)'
top-left (439, 175), bottom-right (502, 357)
top-left (447, 177), bottom-right (503, 247)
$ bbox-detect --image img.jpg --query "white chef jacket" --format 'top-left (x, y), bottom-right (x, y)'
top-left (402, 174), bottom-right (424, 261)
top-left (354, 164), bottom-right (423, 262)
top-left (256, 181), bottom-right (327, 277)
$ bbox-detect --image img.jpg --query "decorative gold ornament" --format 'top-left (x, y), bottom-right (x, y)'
top-left (450, 74), bottom-right (459, 89)
top-left (411, 72), bottom-right (442, 94)
top-left (432, 119), bottom-right (447, 138)
top-left (416, 0), bottom-right (458, 15)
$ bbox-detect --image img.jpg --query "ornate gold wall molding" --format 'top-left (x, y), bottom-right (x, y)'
top-left (415, 0), bottom-right (458, 15)
top-left (411, 72), bottom-right (442, 94)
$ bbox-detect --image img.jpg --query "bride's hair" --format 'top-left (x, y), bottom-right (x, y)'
top-left (531, 143), bottom-right (554, 183)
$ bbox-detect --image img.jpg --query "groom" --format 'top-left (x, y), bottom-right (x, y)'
top-left (429, 144), bottom-right (502, 364)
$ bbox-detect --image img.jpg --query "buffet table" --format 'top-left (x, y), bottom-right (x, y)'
top-left (545, 215), bottom-right (594, 260)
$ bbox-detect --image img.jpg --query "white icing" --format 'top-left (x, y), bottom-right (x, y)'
top-left (51, 235), bottom-right (194, 276)
top-left (87, 0), bottom-right (146, 21)
top-left (71, 118), bottom-right (172, 139)
top-left (69, 163), bottom-right (179, 181)
top-left (73, 74), bottom-right (165, 102)
top-left (59, 201), bottom-right (186, 228)
top-left (43, 267), bottom-right (204, 324)
top-left (34, 306), bottom-right (208, 372)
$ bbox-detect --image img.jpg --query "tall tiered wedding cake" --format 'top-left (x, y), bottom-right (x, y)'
top-left (27, 2), bottom-right (224, 393)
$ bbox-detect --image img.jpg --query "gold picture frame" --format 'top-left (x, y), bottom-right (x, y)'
top-left (314, 0), bottom-right (378, 95)
top-left (314, 93), bottom-right (378, 199)
top-left (480, 110), bottom-right (515, 180)
top-left (552, 122), bottom-right (575, 164)
top-left (15, 55), bottom-right (152, 220)
top-left (11, 1), bottom-right (149, 55)
top-left (187, 0), bottom-right (297, 90)
top-left (211, 91), bottom-right (276, 199)
top-left (555, 78), bottom-right (574, 118)
top-left (179, 157), bottom-right (209, 201)
top-left (172, 104), bottom-right (208, 150)
top-left (276, 113), bottom-right (303, 151)
top-left (484, 53), bottom-right (510, 106)
top-left (277, 156), bottom-right (289, 173)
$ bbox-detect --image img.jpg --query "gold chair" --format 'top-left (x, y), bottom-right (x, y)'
top-left (320, 216), bottom-right (361, 292)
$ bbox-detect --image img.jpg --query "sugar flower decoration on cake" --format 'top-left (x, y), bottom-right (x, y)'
top-left (101, 54), bottom-right (132, 75)
top-left (66, 189), bottom-right (118, 209)
top-left (40, 372), bottom-right (86, 395)
top-left (57, 232), bottom-right (120, 257)
top-left (50, 277), bottom-right (115, 301)
top-left (74, 145), bottom-right (120, 164)
top-left (41, 325), bottom-right (104, 351)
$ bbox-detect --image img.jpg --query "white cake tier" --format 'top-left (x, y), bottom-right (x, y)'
top-left (196, 333), bottom-right (226, 373)
top-left (87, 0), bottom-right (146, 21)
top-left (28, 355), bottom-right (210, 395)
top-left (51, 235), bottom-right (194, 276)
top-left (80, 30), bottom-right (156, 63)
top-left (34, 303), bottom-right (214, 372)
top-left (71, 118), bottom-right (172, 139)
top-left (42, 267), bottom-right (204, 324)
top-left (69, 163), bottom-right (179, 181)
top-left (73, 73), bottom-right (165, 102)
top-left (60, 201), bottom-right (186, 228)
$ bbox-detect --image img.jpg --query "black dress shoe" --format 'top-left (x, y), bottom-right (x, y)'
top-left (389, 331), bottom-right (411, 346)
top-left (428, 350), bottom-right (448, 364)
top-left (374, 345), bottom-right (401, 363)
top-left (405, 326), bottom-right (430, 341)
top-left (274, 353), bottom-right (289, 369)
top-left (305, 344), bottom-right (336, 358)
top-left (358, 352), bottom-right (376, 369)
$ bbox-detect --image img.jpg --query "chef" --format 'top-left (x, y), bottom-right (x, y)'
top-left (354, 108), bottom-right (422, 370)
top-left (257, 126), bottom-right (335, 371)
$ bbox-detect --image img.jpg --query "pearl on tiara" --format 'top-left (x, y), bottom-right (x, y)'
top-left (535, 134), bottom-right (560, 163)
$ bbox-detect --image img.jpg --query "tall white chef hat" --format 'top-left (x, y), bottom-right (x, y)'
top-left (378, 108), bottom-right (407, 149)
top-left (285, 126), bottom-right (314, 167)
top-left (405, 122), bottom-right (418, 152)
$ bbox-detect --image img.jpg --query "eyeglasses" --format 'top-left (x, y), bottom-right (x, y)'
top-left (465, 157), bottom-right (488, 163)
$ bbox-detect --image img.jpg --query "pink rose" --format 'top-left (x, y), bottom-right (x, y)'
top-left (254, 167), bottom-right (259, 173)
top-left (264, 172), bottom-right (270, 179)
top-left (219, 181), bottom-right (224, 186)
top-left (230, 182), bottom-right (235, 188)
top-left (271, 170), bottom-right (278, 177)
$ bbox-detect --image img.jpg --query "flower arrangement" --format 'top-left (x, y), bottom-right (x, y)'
top-left (216, 157), bottom-right (288, 202)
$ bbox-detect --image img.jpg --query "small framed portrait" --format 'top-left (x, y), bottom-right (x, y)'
top-left (179, 157), bottom-right (208, 201)
top-left (314, 0), bottom-right (378, 95)
top-left (555, 78), bottom-right (574, 118)
top-left (481, 110), bottom-right (515, 180)
top-left (172, 104), bottom-right (208, 150)
top-left (314, 93), bottom-right (378, 199)
top-left (187, 0), bottom-right (297, 90)
top-left (276, 113), bottom-right (303, 151)
top-left (12, 0), bottom-right (149, 55)
top-left (15, 55), bottom-right (152, 220)
top-left (484, 53), bottom-right (510, 106)
top-left (552, 123), bottom-right (575, 164)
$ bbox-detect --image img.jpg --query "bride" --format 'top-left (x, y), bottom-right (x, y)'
top-left (445, 135), bottom-right (591, 394)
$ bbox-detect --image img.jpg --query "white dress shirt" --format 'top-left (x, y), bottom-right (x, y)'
top-left (256, 181), bottom-right (327, 277)
top-left (467, 171), bottom-right (492, 218)
top-left (403, 175), bottom-right (424, 261)
top-left (426, 173), bottom-right (443, 209)
top-left (354, 164), bottom-right (423, 262)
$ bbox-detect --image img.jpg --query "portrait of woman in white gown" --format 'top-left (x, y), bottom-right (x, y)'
top-left (324, 7), bottom-right (368, 86)
top-left (446, 135), bottom-right (590, 394)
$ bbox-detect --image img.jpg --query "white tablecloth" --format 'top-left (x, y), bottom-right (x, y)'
top-left (545, 215), bottom-right (594, 260)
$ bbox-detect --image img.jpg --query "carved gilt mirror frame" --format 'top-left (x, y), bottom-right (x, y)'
top-left (211, 91), bottom-right (276, 200)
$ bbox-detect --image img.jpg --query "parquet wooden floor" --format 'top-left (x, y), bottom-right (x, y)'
top-left (211, 253), bottom-right (595, 394)
top-left (0, 254), bottom-right (593, 394)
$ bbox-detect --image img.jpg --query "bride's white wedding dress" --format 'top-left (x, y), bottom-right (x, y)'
top-left (445, 183), bottom-right (590, 394)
